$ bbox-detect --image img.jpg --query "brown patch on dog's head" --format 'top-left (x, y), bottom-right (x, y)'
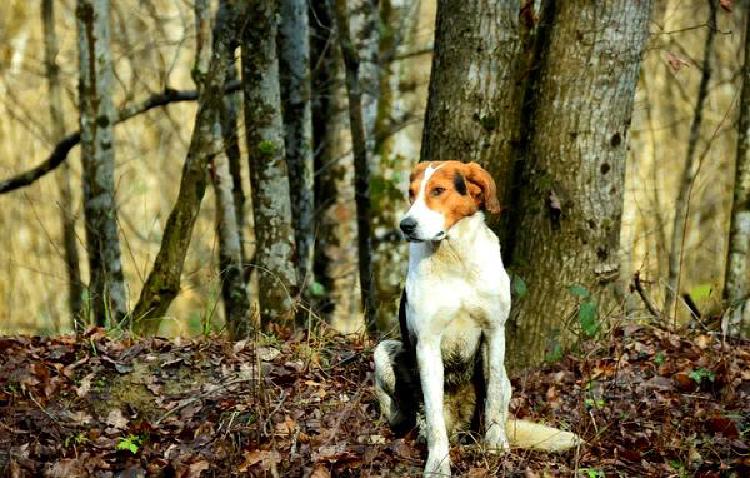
top-left (407, 161), bottom-right (501, 230)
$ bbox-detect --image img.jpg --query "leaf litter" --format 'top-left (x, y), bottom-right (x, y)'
top-left (0, 324), bottom-right (747, 477)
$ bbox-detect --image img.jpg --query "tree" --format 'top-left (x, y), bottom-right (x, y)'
top-left (505, 1), bottom-right (652, 367)
top-left (310, 1), bottom-right (364, 333)
top-left (42, 0), bottom-right (84, 330)
top-left (421, 0), bottom-right (528, 239)
top-left (665, 0), bottom-right (716, 322)
top-left (242, 0), bottom-right (299, 326)
top-left (724, 4), bottom-right (750, 339)
top-left (279, 0), bottom-right (315, 294)
top-left (194, 0), bottom-right (251, 338)
top-left (76, 0), bottom-right (128, 326)
top-left (369, 0), bottom-right (412, 333)
top-left (331, 0), bottom-right (376, 326)
top-left (132, 2), bottom-right (236, 334)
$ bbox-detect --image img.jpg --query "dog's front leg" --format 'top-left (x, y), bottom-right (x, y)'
top-left (416, 337), bottom-right (450, 477)
top-left (484, 324), bottom-right (511, 452)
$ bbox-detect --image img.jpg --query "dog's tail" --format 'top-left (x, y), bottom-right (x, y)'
top-left (506, 419), bottom-right (582, 451)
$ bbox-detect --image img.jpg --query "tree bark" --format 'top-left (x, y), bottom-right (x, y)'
top-left (76, 0), bottom-right (128, 327)
top-left (723, 6), bottom-right (750, 339)
top-left (242, 0), bottom-right (299, 326)
top-left (132, 2), bottom-right (234, 334)
top-left (332, 0), bottom-right (376, 327)
top-left (194, 0), bottom-right (251, 338)
top-left (421, 0), bottom-right (527, 240)
top-left (505, 0), bottom-right (651, 368)
top-left (665, 0), bottom-right (716, 322)
top-left (279, 0), bottom-right (315, 295)
top-left (369, 0), bottom-right (411, 333)
top-left (43, 0), bottom-right (84, 331)
top-left (311, 2), bottom-right (364, 333)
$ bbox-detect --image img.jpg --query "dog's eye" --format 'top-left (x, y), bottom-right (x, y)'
top-left (409, 189), bottom-right (416, 202)
top-left (431, 187), bottom-right (445, 197)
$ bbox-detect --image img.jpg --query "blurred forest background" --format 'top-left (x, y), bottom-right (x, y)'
top-left (0, 0), bottom-right (748, 365)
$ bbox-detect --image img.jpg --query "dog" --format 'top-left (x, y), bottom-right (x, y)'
top-left (374, 161), bottom-right (581, 477)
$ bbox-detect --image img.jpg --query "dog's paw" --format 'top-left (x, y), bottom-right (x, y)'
top-left (484, 423), bottom-right (510, 454)
top-left (424, 448), bottom-right (451, 477)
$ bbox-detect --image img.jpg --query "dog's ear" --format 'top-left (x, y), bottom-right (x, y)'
top-left (464, 162), bottom-right (501, 214)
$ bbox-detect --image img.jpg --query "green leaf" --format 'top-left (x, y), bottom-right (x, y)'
top-left (654, 352), bottom-right (665, 366)
top-left (578, 301), bottom-right (599, 337)
top-left (308, 281), bottom-right (326, 297)
top-left (544, 342), bottom-right (563, 363)
top-left (512, 275), bottom-right (527, 298)
top-left (689, 283), bottom-right (712, 302)
top-left (568, 284), bottom-right (590, 299)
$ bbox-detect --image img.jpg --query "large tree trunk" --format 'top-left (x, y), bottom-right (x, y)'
top-left (421, 0), bottom-right (527, 239)
top-left (132, 3), bottom-right (234, 334)
top-left (43, 0), bottom-right (84, 331)
top-left (76, 0), bottom-right (128, 327)
top-left (665, 1), bottom-right (716, 322)
top-left (311, 2), bottom-right (364, 333)
top-left (194, 0), bottom-right (251, 338)
top-left (279, 0), bottom-right (315, 295)
top-left (723, 6), bottom-right (750, 339)
top-left (242, 0), bottom-right (299, 327)
top-left (505, 0), bottom-right (651, 368)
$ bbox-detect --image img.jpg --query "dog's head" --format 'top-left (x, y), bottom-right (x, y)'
top-left (399, 161), bottom-right (501, 242)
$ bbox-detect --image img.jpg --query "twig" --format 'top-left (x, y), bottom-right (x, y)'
top-left (633, 271), bottom-right (661, 319)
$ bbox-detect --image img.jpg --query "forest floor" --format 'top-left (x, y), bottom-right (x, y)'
top-left (0, 323), bottom-right (748, 477)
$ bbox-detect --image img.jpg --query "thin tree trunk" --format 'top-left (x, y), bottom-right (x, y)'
top-left (332, 0), bottom-right (376, 327)
top-left (311, 2), bottom-right (364, 333)
top-left (350, 0), bottom-right (380, 147)
top-left (421, 0), bottom-right (526, 240)
top-left (194, 0), bottom-right (251, 338)
top-left (242, 0), bottom-right (299, 327)
top-left (369, 0), bottom-right (410, 333)
top-left (76, 0), bottom-right (128, 327)
top-left (132, 3), bottom-right (235, 334)
top-left (723, 8), bottom-right (750, 339)
top-left (505, 0), bottom-right (651, 368)
top-left (665, 0), bottom-right (716, 323)
top-left (43, 0), bottom-right (84, 332)
top-left (279, 0), bottom-right (315, 295)
top-left (222, 42), bottom-right (247, 270)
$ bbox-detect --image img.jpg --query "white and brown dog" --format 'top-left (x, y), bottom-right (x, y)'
top-left (374, 161), bottom-right (580, 477)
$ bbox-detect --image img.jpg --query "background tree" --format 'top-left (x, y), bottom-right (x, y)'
top-left (194, 0), bottom-right (251, 338)
top-left (243, 0), bottom-right (299, 326)
top-left (665, 0), bottom-right (717, 322)
top-left (724, 4), bottom-right (750, 339)
top-left (42, 0), bottom-right (83, 330)
top-left (132, 2), bottom-right (235, 334)
top-left (279, 0), bottom-right (315, 296)
top-left (505, 0), bottom-right (652, 367)
top-left (76, 0), bottom-right (128, 326)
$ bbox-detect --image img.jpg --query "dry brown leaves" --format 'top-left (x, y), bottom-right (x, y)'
top-left (0, 324), bottom-right (748, 477)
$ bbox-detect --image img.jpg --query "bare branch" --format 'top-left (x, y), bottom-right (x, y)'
top-left (0, 80), bottom-right (241, 194)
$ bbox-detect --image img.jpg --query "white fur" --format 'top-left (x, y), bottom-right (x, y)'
top-left (403, 163), bottom-right (447, 241)
top-left (405, 212), bottom-right (511, 477)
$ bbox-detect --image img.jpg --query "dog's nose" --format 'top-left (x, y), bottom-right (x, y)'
top-left (400, 217), bottom-right (417, 235)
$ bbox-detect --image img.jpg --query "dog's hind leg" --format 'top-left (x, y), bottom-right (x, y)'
top-left (374, 340), bottom-right (417, 434)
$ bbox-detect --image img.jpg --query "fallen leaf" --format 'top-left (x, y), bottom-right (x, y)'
top-left (105, 409), bottom-right (128, 430)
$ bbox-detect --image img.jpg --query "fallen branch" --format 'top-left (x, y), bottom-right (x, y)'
top-left (633, 271), bottom-right (661, 319)
top-left (0, 80), bottom-right (242, 194)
